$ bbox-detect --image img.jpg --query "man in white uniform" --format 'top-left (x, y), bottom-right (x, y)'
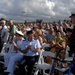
top-left (3, 30), bottom-right (24, 75)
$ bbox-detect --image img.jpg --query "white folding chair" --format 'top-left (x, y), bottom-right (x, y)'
top-left (31, 49), bottom-right (44, 75)
top-left (0, 43), bottom-right (14, 55)
top-left (42, 43), bottom-right (50, 50)
top-left (54, 45), bottom-right (72, 75)
top-left (54, 56), bottom-right (73, 75)
top-left (0, 43), bottom-right (14, 64)
top-left (34, 50), bottom-right (56, 75)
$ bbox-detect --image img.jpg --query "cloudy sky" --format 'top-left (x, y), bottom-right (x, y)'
top-left (0, 0), bottom-right (75, 22)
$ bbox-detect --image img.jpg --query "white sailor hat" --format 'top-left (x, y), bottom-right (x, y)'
top-left (16, 30), bottom-right (24, 37)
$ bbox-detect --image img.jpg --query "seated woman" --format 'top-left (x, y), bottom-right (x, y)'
top-left (34, 29), bottom-right (43, 45)
top-left (46, 30), bottom-right (66, 64)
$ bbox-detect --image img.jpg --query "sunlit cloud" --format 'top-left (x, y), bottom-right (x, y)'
top-left (0, 0), bottom-right (75, 22)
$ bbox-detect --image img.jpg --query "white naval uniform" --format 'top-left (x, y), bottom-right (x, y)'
top-left (4, 39), bottom-right (24, 75)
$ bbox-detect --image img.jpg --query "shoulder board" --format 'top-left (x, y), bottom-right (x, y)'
top-left (23, 39), bottom-right (26, 41)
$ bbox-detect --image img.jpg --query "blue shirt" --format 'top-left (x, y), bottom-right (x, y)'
top-left (45, 33), bottom-right (55, 42)
top-left (21, 39), bottom-right (41, 56)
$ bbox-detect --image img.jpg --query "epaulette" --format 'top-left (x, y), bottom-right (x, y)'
top-left (23, 39), bottom-right (26, 41)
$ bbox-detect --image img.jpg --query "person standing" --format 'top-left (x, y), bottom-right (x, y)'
top-left (8, 19), bottom-right (17, 43)
top-left (0, 20), bottom-right (9, 52)
top-left (0, 25), bottom-right (2, 52)
top-left (69, 12), bottom-right (75, 56)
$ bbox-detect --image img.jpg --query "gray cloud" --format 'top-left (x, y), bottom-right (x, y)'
top-left (0, 0), bottom-right (75, 22)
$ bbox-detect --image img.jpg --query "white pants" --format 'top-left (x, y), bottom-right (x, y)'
top-left (4, 53), bottom-right (23, 75)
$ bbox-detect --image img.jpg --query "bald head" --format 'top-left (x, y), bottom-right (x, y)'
top-left (9, 19), bottom-right (13, 26)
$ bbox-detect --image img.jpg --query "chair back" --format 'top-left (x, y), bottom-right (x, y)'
top-left (41, 50), bottom-right (56, 64)
top-left (37, 49), bottom-right (44, 64)
top-left (42, 51), bottom-right (55, 58)
top-left (1, 43), bottom-right (14, 54)
top-left (42, 43), bottom-right (50, 50)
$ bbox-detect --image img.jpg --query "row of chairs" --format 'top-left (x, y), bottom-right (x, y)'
top-left (33, 43), bottom-right (73, 75)
top-left (0, 43), bottom-right (73, 75)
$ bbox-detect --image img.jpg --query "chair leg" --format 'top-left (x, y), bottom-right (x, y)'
top-left (34, 69), bottom-right (39, 75)
top-left (33, 69), bottom-right (44, 75)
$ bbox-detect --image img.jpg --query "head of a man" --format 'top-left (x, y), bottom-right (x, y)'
top-left (8, 19), bottom-right (13, 26)
top-left (1, 20), bottom-right (6, 26)
top-left (66, 28), bottom-right (72, 37)
top-left (16, 30), bottom-right (24, 40)
top-left (70, 12), bottom-right (75, 24)
top-left (26, 30), bottom-right (34, 41)
top-left (48, 28), bottom-right (55, 35)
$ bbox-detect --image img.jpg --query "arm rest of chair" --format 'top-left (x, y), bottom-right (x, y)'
top-left (55, 66), bottom-right (69, 72)
top-left (0, 53), bottom-right (5, 56)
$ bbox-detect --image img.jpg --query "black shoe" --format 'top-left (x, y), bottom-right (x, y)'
top-left (1, 72), bottom-right (10, 75)
top-left (3, 67), bottom-right (7, 70)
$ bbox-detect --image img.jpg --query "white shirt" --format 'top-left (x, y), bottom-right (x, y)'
top-left (14, 38), bottom-right (24, 54)
top-left (1, 25), bottom-right (9, 42)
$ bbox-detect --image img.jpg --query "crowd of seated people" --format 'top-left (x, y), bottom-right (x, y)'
top-left (0, 14), bottom-right (75, 75)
